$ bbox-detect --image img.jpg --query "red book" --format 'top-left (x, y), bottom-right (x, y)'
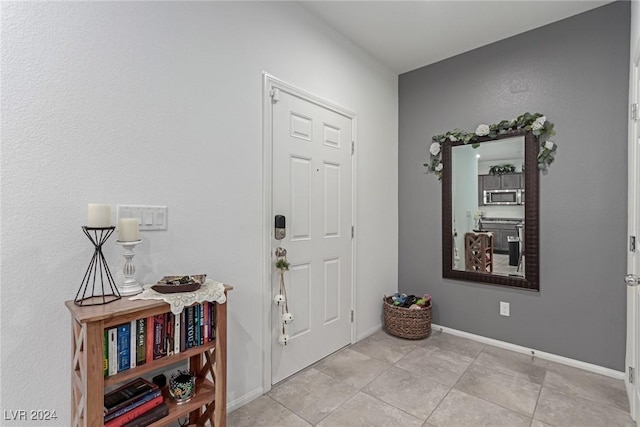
top-left (104, 395), bottom-right (163, 427)
top-left (145, 316), bottom-right (153, 364)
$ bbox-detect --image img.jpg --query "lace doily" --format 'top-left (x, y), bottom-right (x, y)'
top-left (130, 279), bottom-right (227, 315)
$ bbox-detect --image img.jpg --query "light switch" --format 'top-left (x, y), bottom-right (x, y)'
top-left (117, 205), bottom-right (168, 231)
top-left (143, 211), bottom-right (153, 226)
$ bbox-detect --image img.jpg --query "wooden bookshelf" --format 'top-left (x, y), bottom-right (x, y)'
top-left (66, 285), bottom-right (232, 427)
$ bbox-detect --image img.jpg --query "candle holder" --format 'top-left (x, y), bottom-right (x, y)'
top-left (115, 240), bottom-right (143, 296)
top-left (75, 226), bottom-right (121, 306)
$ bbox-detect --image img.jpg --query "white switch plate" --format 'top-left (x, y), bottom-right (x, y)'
top-left (117, 205), bottom-right (168, 231)
top-left (500, 301), bottom-right (510, 317)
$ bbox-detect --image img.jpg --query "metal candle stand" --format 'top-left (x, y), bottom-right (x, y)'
top-left (75, 226), bottom-right (121, 306)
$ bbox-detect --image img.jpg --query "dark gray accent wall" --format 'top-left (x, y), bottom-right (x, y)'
top-left (398, 1), bottom-right (630, 370)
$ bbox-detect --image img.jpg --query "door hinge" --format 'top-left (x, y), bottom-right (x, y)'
top-left (350, 310), bottom-right (354, 323)
top-left (351, 225), bottom-right (354, 238)
top-left (630, 367), bottom-right (635, 384)
top-left (633, 103), bottom-right (638, 121)
top-left (270, 88), bottom-right (280, 104)
top-left (351, 141), bottom-right (355, 155)
top-left (631, 236), bottom-right (637, 252)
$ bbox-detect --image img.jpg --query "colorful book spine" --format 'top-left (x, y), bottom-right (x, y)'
top-left (104, 330), bottom-right (109, 377)
top-left (108, 328), bottom-right (118, 376)
top-left (104, 389), bottom-right (161, 422)
top-left (104, 396), bottom-right (163, 427)
top-left (153, 314), bottom-right (166, 360)
top-left (121, 402), bottom-right (168, 427)
top-left (186, 306), bottom-right (196, 349)
top-left (117, 323), bottom-right (131, 372)
top-left (211, 302), bottom-right (218, 340)
top-left (165, 312), bottom-right (174, 356)
top-left (129, 320), bottom-right (136, 369)
top-left (203, 302), bottom-right (210, 343)
top-left (195, 304), bottom-right (201, 347)
top-left (174, 312), bottom-right (181, 355)
top-left (199, 303), bottom-right (204, 345)
top-left (145, 316), bottom-right (153, 364)
top-left (180, 309), bottom-right (186, 353)
top-left (136, 318), bottom-right (146, 367)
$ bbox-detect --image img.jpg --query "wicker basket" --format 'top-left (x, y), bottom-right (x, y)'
top-left (383, 296), bottom-right (432, 340)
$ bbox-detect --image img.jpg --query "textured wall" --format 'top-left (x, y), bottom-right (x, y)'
top-left (1, 2), bottom-right (398, 420)
top-left (399, 2), bottom-right (630, 370)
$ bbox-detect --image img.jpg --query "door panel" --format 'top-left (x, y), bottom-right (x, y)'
top-left (271, 89), bottom-right (353, 384)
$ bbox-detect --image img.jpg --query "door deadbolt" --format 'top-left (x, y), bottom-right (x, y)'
top-left (275, 215), bottom-right (286, 240)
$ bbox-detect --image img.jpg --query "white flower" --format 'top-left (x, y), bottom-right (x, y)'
top-left (544, 140), bottom-right (555, 150)
top-left (429, 142), bottom-right (441, 156)
top-left (435, 163), bottom-right (443, 172)
top-left (532, 116), bottom-right (546, 131)
top-left (449, 135), bottom-right (458, 142)
top-left (475, 124), bottom-right (489, 136)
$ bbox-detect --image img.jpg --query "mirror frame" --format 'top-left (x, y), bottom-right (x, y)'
top-left (442, 129), bottom-right (539, 291)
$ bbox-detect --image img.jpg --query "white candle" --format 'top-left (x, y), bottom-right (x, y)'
top-left (87, 204), bottom-right (111, 227)
top-left (118, 218), bottom-right (140, 242)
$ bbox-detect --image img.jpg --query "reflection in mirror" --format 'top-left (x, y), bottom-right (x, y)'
top-left (442, 130), bottom-right (539, 291)
top-left (452, 137), bottom-right (524, 277)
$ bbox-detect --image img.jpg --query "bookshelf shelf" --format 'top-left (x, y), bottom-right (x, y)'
top-left (66, 285), bottom-right (232, 427)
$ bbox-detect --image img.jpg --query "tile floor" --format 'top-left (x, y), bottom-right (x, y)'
top-left (228, 330), bottom-right (635, 427)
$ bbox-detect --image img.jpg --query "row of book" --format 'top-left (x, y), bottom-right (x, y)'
top-left (104, 302), bottom-right (217, 377)
top-left (104, 377), bottom-right (167, 427)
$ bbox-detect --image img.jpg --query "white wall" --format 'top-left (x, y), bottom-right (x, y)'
top-left (0, 2), bottom-right (398, 420)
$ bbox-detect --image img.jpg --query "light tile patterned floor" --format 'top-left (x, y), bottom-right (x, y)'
top-left (228, 330), bottom-right (635, 427)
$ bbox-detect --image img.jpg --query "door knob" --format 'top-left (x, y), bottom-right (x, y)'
top-left (626, 274), bottom-right (640, 286)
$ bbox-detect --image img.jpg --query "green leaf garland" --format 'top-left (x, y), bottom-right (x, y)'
top-left (424, 112), bottom-right (557, 180)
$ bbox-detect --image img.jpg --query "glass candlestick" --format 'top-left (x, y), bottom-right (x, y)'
top-left (115, 240), bottom-right (143, 296)
top-left (75, 226), bottom-right (121, 306)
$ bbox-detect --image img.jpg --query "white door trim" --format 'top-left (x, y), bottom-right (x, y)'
top-left (626, 30), bottom-right (640, 421)
top-left (261, 73), bottom-right (357, 392)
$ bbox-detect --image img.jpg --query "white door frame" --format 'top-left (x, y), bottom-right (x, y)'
top-left (261, 73), bottom-right (357, 393)
top-left (626, 31), bottom-right (640, 421)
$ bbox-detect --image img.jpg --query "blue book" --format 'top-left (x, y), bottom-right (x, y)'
top-left (186, 306), bottom-right (196, 349)
top-left (117, 323), bottom-right (131, 372)
top-left (195, 304), bottom-right (200, 347)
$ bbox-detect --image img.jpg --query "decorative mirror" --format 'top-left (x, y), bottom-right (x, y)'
top-left (425, 113), bottom-right (557, 291)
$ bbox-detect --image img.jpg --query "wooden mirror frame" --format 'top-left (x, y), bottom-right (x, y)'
top-left (442, 129), bottom-right (539, 291)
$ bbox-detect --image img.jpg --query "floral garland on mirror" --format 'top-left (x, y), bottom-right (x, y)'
top-left (424, 112), bottom-right (557, 180)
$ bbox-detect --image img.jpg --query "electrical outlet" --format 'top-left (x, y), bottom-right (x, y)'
top-left (500, 301), bottom-right (510, 317)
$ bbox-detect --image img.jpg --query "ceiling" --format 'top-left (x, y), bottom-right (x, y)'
top-left (299, 1), bottom-right (613, 74)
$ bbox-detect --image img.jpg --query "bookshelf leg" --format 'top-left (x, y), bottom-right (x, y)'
top-left (214, 301), bottom-right (227, 427)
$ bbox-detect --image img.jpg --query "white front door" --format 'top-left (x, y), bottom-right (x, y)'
top-left (270, 85), bottom-right (354, 384)
top-left (626, 43), bottom-right (640, 420)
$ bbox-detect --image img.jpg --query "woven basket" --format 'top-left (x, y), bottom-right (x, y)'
top-left (383, 296), bottom-right (432, 340)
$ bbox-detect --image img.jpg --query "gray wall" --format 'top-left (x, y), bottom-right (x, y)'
top-left (398, 1), bottom-right (630, 371)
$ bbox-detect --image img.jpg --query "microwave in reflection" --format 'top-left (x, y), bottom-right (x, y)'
top-left (483, 189), bottom-right (523, 205)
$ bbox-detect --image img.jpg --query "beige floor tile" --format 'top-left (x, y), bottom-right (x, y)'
top-left (268, 368), bottom-right (358, 424)
top-left (536, 359), bottom-right (629, 412)
top-left (314, 347), bottom-right (390, 389)
top-left (534, 387), bottom-right (635, 427)
top-left (363, 366), bottom-right (449, 420)
top-left (350, 329), bottom-right (419, 364)
top-left (530, 420), bottom-right (552, 427)
top-left (316, 392), bottom-right (423, 427)
top-left (228, 395), bottom-right (311, 427)
top-left (424, 389), bottom-right (531, 427)
top-left (474, 345), bottom-right (546, 384)
top-left (420, 332), bottom-right (485, 359)
top-left (454, 362), bottom-right (541, 416)
top-left (396, 346), bottom-right (473, 386)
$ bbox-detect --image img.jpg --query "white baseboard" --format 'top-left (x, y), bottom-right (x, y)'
top-left (356, 324), bottom-right (382, 342)
top-left (227, 386), bottom-right (264, 413)
top-left (432, 323), bottom-right (625, 380)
